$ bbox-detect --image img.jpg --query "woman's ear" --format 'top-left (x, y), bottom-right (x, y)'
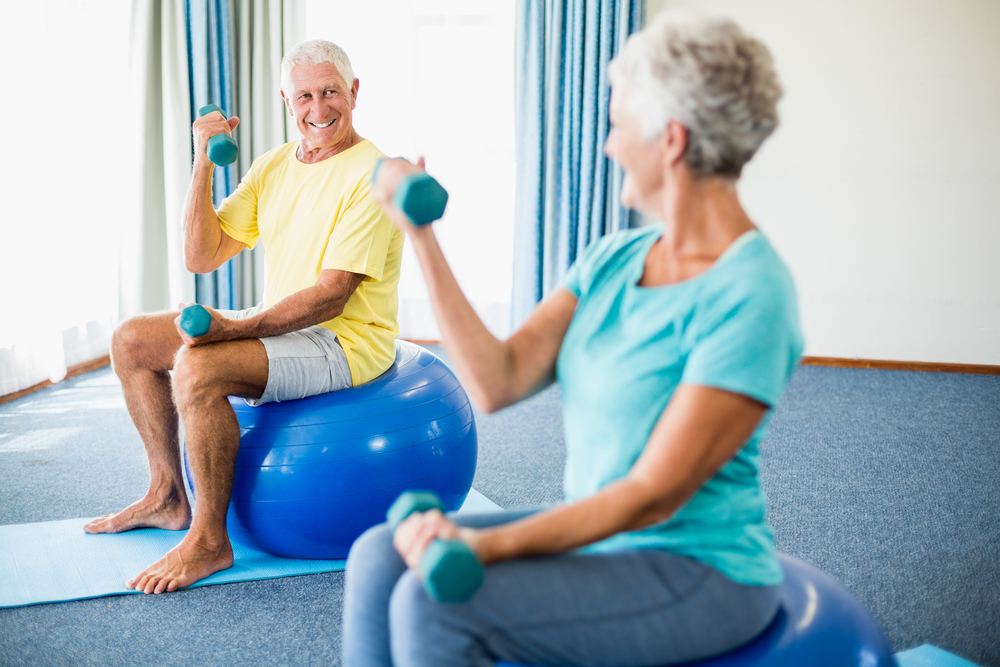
top-left (662, 120), bottom-right (688, 167)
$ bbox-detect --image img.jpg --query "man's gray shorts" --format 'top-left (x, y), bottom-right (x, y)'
top-left (220, 303), bottom-right (353, 406)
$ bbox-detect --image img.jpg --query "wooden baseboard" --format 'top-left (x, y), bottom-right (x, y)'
top-left (406, 342), bottom-right (999, 376)
top-left (0, 354), bottom-right (112, 406)
top-left (800, 356), bottom-right (1000, 375)
top-left (2, 350), bottom-right (993, 407)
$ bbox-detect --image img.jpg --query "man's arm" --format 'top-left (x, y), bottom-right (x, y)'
top-left (183, 111), bottom-right (247, 273)
top-left (177, 269), bottom-right (365, 346)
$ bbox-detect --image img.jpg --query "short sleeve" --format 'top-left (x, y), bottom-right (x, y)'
top-left (560, 229), bottom-right (642, 299)
top-left (561, 257), bottom-right (584, 298)
top-left (682, 283), bottom-right (801, 407)
top-left (216, 170), bottom-right (260, 249)
top-left (321, 178), bottom-right (395, 281)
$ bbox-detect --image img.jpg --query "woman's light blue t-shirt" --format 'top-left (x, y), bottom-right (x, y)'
top-left (557, 224), bottom-right (803, 586)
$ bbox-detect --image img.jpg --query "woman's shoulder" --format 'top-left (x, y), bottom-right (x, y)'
top-left (564, 225), bottom-right (661, 296)
top-left (596, 223), bottom-right (662, 250)
top-left (697, 233), bottom-right (803, 352)
top-left (578, 224), bottom-right (662, 272)
top-left (717, 233), bottom-right (797, 301)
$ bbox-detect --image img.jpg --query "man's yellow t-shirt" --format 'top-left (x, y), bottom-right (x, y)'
top-left (215, 139), bottom-right (403, 386)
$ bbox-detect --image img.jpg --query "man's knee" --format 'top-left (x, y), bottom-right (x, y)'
top-left (172, 340), bottom-right (268, 408)
top-left (172, 345), bottom-right (226, 406)
top-left (111, 315), bottom-right (169, 372)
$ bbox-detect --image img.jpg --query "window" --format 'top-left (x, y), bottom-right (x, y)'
top-left (303, 0), bottom-right (516, 339)
top-left (0, 0), bottom-right (132, 393)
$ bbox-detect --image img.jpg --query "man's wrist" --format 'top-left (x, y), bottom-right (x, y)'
top-left (237, 315), bottom-right (261, 341)
top-left (192, 157), bottom-right (215, 178)
top-left (213, 313), bottom-right (249, 342)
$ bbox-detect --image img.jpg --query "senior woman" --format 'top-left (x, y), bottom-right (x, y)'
top-left (344, 12), bottom-right (802, 667)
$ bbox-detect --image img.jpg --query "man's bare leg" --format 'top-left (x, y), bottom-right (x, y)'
top-left (126, 337), bottom-right (269, 594)
top-left (85, 313), bottom-right (192, 534)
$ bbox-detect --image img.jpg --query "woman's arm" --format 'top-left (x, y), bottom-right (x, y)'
top-left (373, 159), bottom-right (577, 413)
top-left (394, 384), bottom-right (769, 569)
top-left (476, 384), bottom-right (768, 562)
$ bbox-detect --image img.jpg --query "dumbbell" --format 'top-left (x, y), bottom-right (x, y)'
top-left (386, 490), bottom-right (484, 603)
top-left (198, 104), bottom-right (239, 166)
top-left (178, 304), bottom-right (211, 338)
top-left (373, 159), bottom-right (449, 226)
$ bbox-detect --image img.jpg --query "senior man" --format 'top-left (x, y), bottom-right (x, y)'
top-left (84, 40), bottom-right (403, 594)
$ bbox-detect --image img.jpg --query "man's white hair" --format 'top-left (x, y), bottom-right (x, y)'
top-left (281, 39), bottom-right (355, 93)
top-left (608, 11), bottom-right (783, 177)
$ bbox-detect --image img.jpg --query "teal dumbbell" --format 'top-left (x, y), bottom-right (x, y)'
top-left (373, 159), bottom-right (449, 226)
top-left (386, 490), bottom-right (483, 603)
top-left (198, 104), bottom-right (239, 166)
top-left (179, 304), bottom-right (211, 337)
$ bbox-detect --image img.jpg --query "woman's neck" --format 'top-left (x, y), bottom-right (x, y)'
top-left (640, 175), bottom-right (756, 286)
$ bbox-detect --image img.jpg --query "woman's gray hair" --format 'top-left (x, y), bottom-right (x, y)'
top-left (281, 40), bottom-right (355, 93)
top-left (608, 12), bottom-right (783, 178)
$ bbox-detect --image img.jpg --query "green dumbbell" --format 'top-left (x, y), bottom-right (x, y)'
top-left (198, 104), bottom-right (239, 166)
top-left (179, 304), bottom-right (211, 337)
top-left (373, 159), bottom-right (449, 226)
top-left (386, 490), bottom-right (484, 603)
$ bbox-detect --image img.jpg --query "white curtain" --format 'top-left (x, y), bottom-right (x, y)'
top-left (121, 0), bottom-right (303, 318)
top-left (0, 0), bottom-right (302, 398)
top-left (230, 0), bottom-right (305, 307)
top-left (301, 1), bottom-right (516, 342)
top-left (128, 0), bottom-right (303, 314)
top-left (0, 0), bottom-right (131, 396)
top-left (121, 0), bottom-right (195, 321)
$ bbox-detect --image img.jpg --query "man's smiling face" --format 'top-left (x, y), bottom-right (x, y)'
top-left (282, 61), bottom-right (359, 153)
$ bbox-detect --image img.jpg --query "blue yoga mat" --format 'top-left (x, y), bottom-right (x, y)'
top-left (895, 645), bottom-right (982, 667)
top-left (0, 488), bottom-right (500, 608)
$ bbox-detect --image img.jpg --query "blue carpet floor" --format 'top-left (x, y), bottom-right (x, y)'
top-left (0, 353), bottom-right (997, 666)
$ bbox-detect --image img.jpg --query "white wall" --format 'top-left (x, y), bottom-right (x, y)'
top-left (648, 0), bottom-right (1000, 365)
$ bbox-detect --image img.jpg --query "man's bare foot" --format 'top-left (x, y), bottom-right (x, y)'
top-left (126, 533), bottom-right (234, 594)
top-left (83, 491), bottom-right (191, 534)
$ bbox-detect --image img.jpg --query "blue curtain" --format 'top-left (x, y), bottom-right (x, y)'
top-left (187, 0), bottom-right (238, 310)
top-left (512, 0), bottom-right (644, 327)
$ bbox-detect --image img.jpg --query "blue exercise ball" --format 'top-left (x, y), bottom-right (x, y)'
top-left (185, 340), bottom-right (477, 559)
top-left (498, 553), bottom-right (896, 667)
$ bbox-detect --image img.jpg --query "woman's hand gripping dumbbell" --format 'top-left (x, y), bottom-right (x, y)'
top-left (387, 490), bottom-right (484, 603)
top-left (370, 158), bottom-right (449, 227)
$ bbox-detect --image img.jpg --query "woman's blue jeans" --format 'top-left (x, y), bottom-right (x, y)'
top-left (342, 509), bottom-right (779, 667)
